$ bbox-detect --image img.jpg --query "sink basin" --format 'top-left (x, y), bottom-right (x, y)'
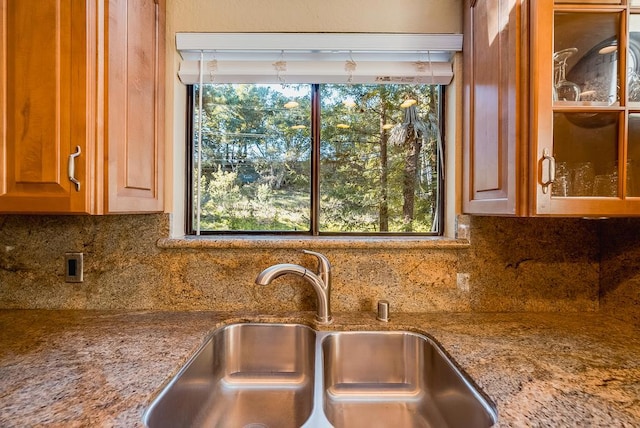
top-left (322, 331), bottom-right (497, 428)
top-left (144, 323), bottom-right (497, 428)
top-left (144, 323), bottom-right (316, 428)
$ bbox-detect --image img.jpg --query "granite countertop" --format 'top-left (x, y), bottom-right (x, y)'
top-left (0, 310), bottom-right (639, 427)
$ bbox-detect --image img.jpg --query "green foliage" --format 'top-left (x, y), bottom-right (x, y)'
top-left (197, 167), bottom-right (309, 231)
top-left (192, 83), bottom-right (441, 233)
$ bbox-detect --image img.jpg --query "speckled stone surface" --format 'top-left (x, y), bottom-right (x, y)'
top-left (0, 310), bottom-right (638, 427)
top-left (0, 214), bottom-right (601, 313)
top-left (599, 218), bottom-right (640, 328)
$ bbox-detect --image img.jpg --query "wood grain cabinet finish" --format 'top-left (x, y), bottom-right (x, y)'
top-left (0, 0), bottom-right (164, 214)
top-left (463, 0), bottom-right (528, 216)
top-left (464, 0), bottom-right (640, 216)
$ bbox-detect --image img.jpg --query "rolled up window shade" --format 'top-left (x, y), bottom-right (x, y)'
top-left (176, 33), bottom-right (462, 85)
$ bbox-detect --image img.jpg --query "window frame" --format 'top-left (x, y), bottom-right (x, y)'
top-left (185, 84), bottom-right (446, 236)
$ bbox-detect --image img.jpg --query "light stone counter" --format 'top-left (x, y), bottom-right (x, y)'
top-left (0, 310), bottom-right (639, 427)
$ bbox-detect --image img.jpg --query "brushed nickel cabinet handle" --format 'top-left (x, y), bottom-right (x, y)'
top-left (68, 146), bottom-right (81, 192)
top-left (541, 148), bottom-right (556, 194)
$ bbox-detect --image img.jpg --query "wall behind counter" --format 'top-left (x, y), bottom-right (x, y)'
top-left (0, 215), bottom-right (599, 314)
top-left (600, 218), bottom-right (640, 327)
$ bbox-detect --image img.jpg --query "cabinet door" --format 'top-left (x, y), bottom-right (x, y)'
top-left (0, 0), bottom-right (90, 213)
top-left (106, 0), bottom-right (164, 213)
top-left (463, 0), bottom-right (528, 216)
top-left (532, 0), bottom-right (640, 216)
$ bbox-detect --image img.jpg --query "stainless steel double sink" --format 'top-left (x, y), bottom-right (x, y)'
top-left (144, 323), bottom-right (497, 428)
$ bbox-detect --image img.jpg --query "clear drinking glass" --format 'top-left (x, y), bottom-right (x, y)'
top-left (552, 161), bottom-right (569, 197)
top-left (593, 174), bottom-right (617, 197)
top-left (571, 162), bottom-right (595, 196)
top-left (627, 160), bottom-right (635, 196)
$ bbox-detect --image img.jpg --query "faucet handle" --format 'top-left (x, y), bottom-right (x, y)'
top-left (301, 250), bottom-right (331, 275)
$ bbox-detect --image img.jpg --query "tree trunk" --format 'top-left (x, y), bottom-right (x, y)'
top-left (379, 112), bottom-right (389, 232)
top-left (427, 86), bottom-right (439, 228)
top-left (402, 125), bottom-right (422, 232)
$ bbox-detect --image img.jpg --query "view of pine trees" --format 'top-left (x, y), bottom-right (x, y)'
top-left (192, 83), bottom-right (442, 233)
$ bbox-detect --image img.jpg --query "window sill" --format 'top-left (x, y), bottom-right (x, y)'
top-left (157, 235), bottom-right (470, 250)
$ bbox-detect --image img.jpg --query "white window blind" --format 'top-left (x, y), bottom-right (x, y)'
top-left (176, 33), bottom-right (462, 85)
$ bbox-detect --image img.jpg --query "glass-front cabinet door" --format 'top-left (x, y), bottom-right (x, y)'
top-left (534, 0), bottom-right (640, 215)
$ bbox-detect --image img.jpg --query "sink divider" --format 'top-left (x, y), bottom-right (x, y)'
top-left (302, 331), bottom-right (333, 427)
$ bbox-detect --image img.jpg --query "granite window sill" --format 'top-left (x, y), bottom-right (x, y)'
top-left (157, 235), bottom-right (470, 250)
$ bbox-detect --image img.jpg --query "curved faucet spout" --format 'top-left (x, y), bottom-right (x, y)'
top-left (255, 254), bottom-right (332, 325)
top-left (254, 264), bottom-right (307, 285)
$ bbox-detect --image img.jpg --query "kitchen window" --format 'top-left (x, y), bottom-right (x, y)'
top-left (177, 33), bottom-right (460, 236)
top-left (186, 82), bottom-right (444, 235)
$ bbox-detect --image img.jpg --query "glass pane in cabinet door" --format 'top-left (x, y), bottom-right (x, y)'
top-left (628, 15), bottom-right (640, 105)
top-left (556, 1), bottom-right (621, 4)
top-left (554, 12), bottom-right (620, 106)
top-left (627, 114), bottom-right (640, 197)
top-left (552, 112), bottom-right (619, 197)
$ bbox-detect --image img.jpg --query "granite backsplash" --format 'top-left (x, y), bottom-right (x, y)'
top-left (599, 218), bottom-right (640, 327)
top-left (2, 214), bottom-right (625, 318)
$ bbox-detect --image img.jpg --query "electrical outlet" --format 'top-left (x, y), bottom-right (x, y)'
top-left (456, 272), bottom-right (470, 292)
top-left (65, 253), bottom-right (84, 283)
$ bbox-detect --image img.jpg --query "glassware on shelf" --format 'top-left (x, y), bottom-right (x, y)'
top-left (571, 162), bottom-right (595, 196)
top-left (552, 161), bottom-right (570, 197)
top-left (593, 174), bottom-right (618, 197)
top-left (553, 48), bottom-right (582, 102)
top-left (626, 160), bottom-right (636, 196)
top-left (629, 67), bottom-right (640, 103)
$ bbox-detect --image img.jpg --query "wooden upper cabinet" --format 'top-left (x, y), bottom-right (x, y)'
top-left (531, 0), bottom-right (640, 216)
top-left (464, 0), bottom-right (640, 217)
top-left (463, 0), bottom-right (529, 216)
top-left (0, 0), bottom-right (164, 214)
top-left (0, 0), bottom-right (91, 213)
top-left (106, 0), bottom-right (164, 213)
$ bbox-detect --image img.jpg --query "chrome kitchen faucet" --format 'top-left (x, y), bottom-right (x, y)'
top-left (255, 250), bottom-right (332, 325)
